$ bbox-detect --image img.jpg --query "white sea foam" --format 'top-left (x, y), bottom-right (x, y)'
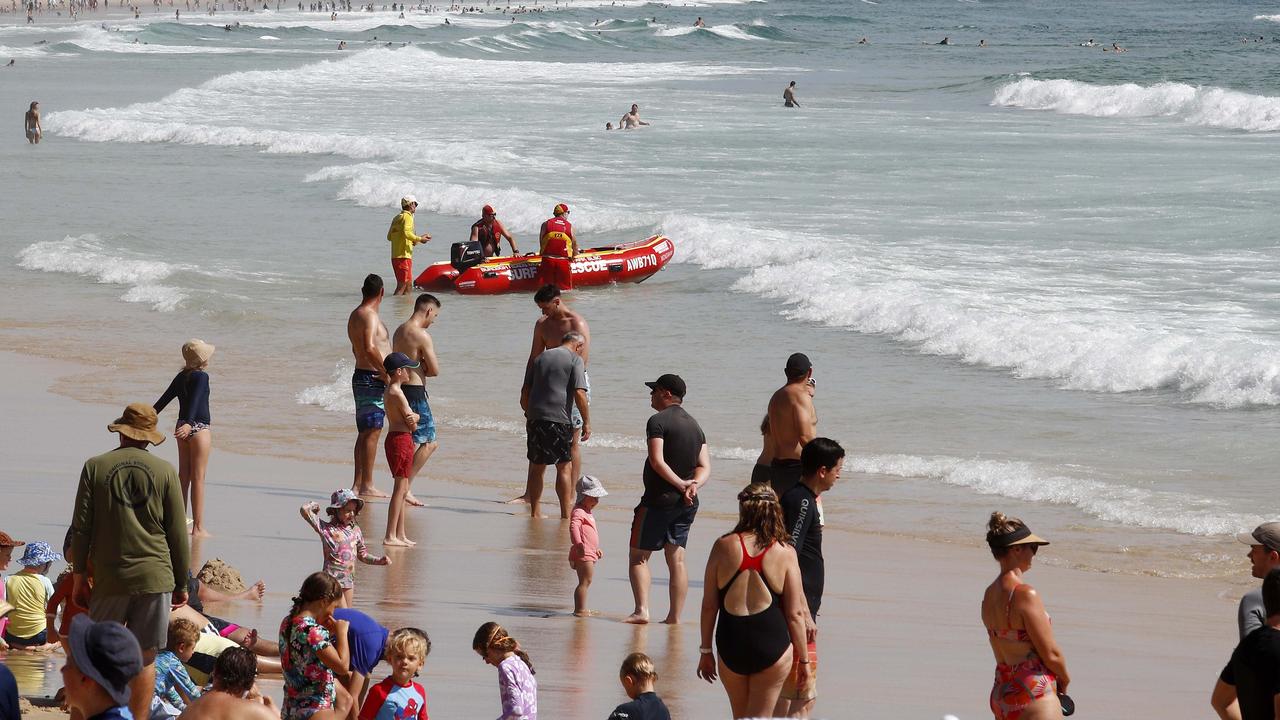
top-left (993, 77), bottom-right (1280, 132)
top-left (306, 164), bottom-right (651, 234)
top-left (853, 453), bottom-right (1263, 537)
top-left (1255, 14), bottom-right (1280, 22)
top-left (655, 23), bottom-right (762, 41)
top-left (16, 236), bottom-right (189, 311)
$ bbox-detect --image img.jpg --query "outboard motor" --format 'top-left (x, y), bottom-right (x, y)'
top-left (450, 240), bottom-right (484, 273)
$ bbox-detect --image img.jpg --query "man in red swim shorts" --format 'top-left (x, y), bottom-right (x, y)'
top-left (387, 195), bottom-right (431, 296)
top-left (537, 203), bottom-right (576, 291)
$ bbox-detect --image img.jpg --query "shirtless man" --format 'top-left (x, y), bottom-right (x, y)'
top-left (507, 284), bottom-right (590, 505)
top-left (766, 352), bottom-right (817, 496)
top-left (783, 81), bottom-right (800, 108)
top-left (347, 274), bottom-right (392, 498)
top-left (176, 647), bottom-right (286, 719)
top-left (619, 103), bottom-right (650, 129)
top-left (392, 293), bottom-right (441, 507)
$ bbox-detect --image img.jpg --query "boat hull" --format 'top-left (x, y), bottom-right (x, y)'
top-left (414, 235), bottom-right (674, 295)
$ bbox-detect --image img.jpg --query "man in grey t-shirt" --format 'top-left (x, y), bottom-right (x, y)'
top-left (1237, 523), bottom-right (1280, 638)
top-left (518, 331), bottom-right (590, 518)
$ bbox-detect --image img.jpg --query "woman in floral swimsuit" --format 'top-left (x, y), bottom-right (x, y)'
top-left (981, 512), bottom-right (1071, 720)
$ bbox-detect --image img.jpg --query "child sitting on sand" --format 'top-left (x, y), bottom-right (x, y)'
top-left (358, 627), bottom-right (431, 719)
top-left (301, 489), bottom-right (391, 608)
top-left (3, 541), bottom-right (61, 649)
top-left (608, 652), bottom-right (671, 720)
top-left (45, 530), bottom-right (88, 656)
top-left (473, 621), bottom-right (537, 720)
top-left (569, 475), bottom-right (607, 617)
top-left (153, 618), bottom-right (203, 717)
top-left (382, 352), bottom-right (421, 547)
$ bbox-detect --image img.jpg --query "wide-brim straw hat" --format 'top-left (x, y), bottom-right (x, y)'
top-left (181, 339), bottom-right (215, 368)
top-left (107, 402), bottom-right (166, 445)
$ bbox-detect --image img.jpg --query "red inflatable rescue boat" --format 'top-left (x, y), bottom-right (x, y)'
top-left (413, 235), bottom-right (674, 295)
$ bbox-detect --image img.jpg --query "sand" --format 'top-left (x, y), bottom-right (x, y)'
top-left (0, 349), bottom-right (1245, 719)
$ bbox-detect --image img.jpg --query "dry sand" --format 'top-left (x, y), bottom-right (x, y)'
top-left (0, 350), bottom-right (1244, 719)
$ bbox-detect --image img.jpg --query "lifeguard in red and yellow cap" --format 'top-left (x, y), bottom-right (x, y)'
top-left (537, 203), bottom-right (576, 290)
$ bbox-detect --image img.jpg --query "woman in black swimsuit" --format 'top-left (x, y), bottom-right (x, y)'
top-left (696, 483), bottom-right (808, 718)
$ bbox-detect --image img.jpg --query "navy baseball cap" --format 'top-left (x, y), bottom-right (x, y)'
top-left (383, 352), bottom-right (420, 374)
top-left (645, 374), bottom-right (686, 399)
top-left (68, 615), bottom-right (143, 706)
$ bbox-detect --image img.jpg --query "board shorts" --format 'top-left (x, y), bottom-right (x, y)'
top-left (90, 591), bottom-right (170, 651)
top-left (384, 430), bottom-right (414, 479)
top-left (391, 257), bottom-right (413, 283)
top-left (770, 458), bottom-right (803, 496)
top-left (352, 369), bottom-right (386, 431)
top-left (526, 418), bottom-right (572, 466)
top-left (630, 496), bottom-right (699, 551)
top-left (750, 463), bottom-right (772, 486)
top-left (571, 371), bottom-right (590, 430)
top-left (780, 639), bottom-right (818, 701)
top-left (536, 255), bottom-right (573, 291)
top-left (402, 384), bottom-right (437, 444)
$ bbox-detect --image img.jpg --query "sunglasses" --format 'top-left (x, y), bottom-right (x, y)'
top-left (806, 378), bottom-right (816, 388)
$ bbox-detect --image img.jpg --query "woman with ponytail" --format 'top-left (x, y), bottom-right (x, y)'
top-left (473, 621), bottom-right (537, 720)
top-left (278, 572), bottom-right (353, 720)
top-left (696, 483), bottom-right (808, 719)
top-left (982, 512), bottom-right (1069, 720)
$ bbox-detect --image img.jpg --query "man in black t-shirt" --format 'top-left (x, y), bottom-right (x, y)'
top-left (1214, 567), bottom-right (1280, 720)
top-left (624, 374), bottom-right (709, 626)
top-left (777, 437), bottom-right (844, 719)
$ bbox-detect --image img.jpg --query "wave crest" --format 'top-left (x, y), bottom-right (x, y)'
top-left (993, 77), bottom-right (1280, 132)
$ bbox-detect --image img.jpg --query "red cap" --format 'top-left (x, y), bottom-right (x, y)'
top-left (553, 203), bottom-right (570, 216)
top-left (482, 204), bottom-right (495, 216)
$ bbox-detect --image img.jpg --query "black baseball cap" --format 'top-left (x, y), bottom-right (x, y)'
top-left (785, 352), bottom-right (812, 378)
top-left (68, 615), bottom-right (143, 706)
top-left (644, 374), bottom-right (686, 399)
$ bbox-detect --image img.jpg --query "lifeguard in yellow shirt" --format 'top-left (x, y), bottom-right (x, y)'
top-left (388, 195), bottom-right (431, 295)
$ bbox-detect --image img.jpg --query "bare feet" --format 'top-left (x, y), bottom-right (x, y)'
top-left (505, 495), bottom-right (530, 505)
top-left (191, 526), bottom-right (212, 539)
top-left (383, 537), bottom-right (411, 547)
top-left (573, 610), bottom-right (600, 618)
top-left (236, 580), bottom-right (266, 602)
top-left (357, 486), bottom-right (391, 499)
top-left (623, 611), bottom-right (650, 625)
top-left (661, 616), bottom-right (680, 625)
top-left (238, 628), bottom-right (260, 649)
top-left (405, 493), bottom-right (427, 507)
top-left (399, 537), bottom-right (417, 547)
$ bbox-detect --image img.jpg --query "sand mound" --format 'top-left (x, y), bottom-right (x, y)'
top-left (197, 558), bottom-right (246, 595)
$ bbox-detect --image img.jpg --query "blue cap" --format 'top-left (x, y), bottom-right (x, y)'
top-left (383, 352), bottom-right (420, 374)
top-left (68, 615), bottom-right (143, 706)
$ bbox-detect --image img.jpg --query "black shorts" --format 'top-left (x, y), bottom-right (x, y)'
top-left (526, 418), bottom-right (572, 466)
top-left (750, 463), bottom-right (772, 486)
top-left (770, 458), bottom-right (803, 496)
top-left (630, 497), bottom-right (699, 551)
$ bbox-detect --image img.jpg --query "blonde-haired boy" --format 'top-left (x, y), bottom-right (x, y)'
top-left (359, 627), bottom-right (431, 720)
top-left (153, 617), bottom-right (202, 716)
top-left (608, 652), bottom-right (670, 720)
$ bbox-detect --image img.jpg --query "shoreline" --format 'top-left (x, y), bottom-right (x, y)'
top-left (0, 349), bottom-right (1248, 718)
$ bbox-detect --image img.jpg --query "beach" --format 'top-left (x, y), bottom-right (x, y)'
top-left (0, 350), bottom-right (1247, 718)
top-left (3, 0), bottom-right (1280, 715)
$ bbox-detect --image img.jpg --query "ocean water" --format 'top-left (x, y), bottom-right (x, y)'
top-left (3, 0), bottom-right (1280, 580)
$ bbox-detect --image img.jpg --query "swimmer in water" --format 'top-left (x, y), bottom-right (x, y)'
top-left (605, 122), bottom-right (613, 130)
top-left (619, 104), bottom-right (650, 129)
top-left (978, 38), bottom-right (986, 47)
top-left (693, 16), bottom-right (704, 27)
top-left (783, 81), bottom-right (799, 108)
top-left (858, 36), bottom-right (868, 44)
top-left (937, 36), bottom-right (950, 45)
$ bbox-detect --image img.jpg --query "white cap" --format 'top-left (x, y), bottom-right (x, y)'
top-left (400, 195), bottom-right (418, 209)
top-left (576, 474), bottom-right (607, 499)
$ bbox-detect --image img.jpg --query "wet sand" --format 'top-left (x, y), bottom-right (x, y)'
top-left (0, 350), bottom-right (1244, 719)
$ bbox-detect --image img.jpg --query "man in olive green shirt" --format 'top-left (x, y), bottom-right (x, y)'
top-left (69, 402), bottom-right (189, 720)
